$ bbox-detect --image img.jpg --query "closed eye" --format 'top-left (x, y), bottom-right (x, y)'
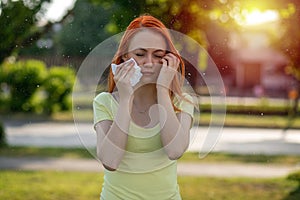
top-left (155, 55), bottom-right (163, 58)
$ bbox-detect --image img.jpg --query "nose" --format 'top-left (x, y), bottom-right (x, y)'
top-left (143, 54), bottom-right (154, 66)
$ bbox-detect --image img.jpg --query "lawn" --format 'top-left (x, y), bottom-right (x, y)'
top-left (0, 170), bottom-right (299, 200)
top-left (53, 112), bottom-right (300, 129)
top-left (1, 109), bottom-right (300, 129)
top-left (1, 100), bottom-right (300, 199)
top-left (1, 146), bottom-right (300, 165)
top-left (196, 113), bottom-right (300, 129)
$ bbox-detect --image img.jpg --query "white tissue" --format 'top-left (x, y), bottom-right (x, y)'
top-left (111, 58), bottom-right (142, 86)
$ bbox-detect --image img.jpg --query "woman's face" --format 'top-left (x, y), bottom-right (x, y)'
top-left (125, 29), bottom-right (167, 84)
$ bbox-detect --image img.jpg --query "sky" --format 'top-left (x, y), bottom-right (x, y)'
top-left (44, 0), bottom-right (76, 22)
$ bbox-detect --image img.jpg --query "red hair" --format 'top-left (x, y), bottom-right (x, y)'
top-left (108, 15), bottom-right (185, 108)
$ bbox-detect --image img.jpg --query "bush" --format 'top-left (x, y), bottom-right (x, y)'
top-left (287, 170), bottom-right (300, 188)
top-left (0, 60), bottom-right (76, 115)
top-left (0, 121), bottom-right (6, 147)
top-left (42, 67), bottom-right (75, 114)
top-left (1, 60), bottom-right (47, 112)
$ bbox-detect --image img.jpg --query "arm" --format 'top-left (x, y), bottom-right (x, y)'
top-left (95, 98), bottom-right (132, 171)
top-left (157, 53), bottom-right (193, 160)
top-left (95, 60), bottom-right (135, 170)
top-left (157, 87), bottom-right (192, 160)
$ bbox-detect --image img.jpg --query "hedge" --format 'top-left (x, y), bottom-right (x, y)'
top-left (0, 121), bottom-right (6, 147)
top-left (0, 59), bottom-right (75, 115)
top-left (43, 67), bottom-right (75, 114)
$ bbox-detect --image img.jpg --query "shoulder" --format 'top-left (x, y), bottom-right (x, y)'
top-left (182, 93), bottom-right (194, 102)
top-left (174, 93), bottom-right (194, 105)
top-left (94, 92), bottom-right (112, 103)
top-left (174, 93), bottom-right (195, 117)
top-left (93, 92), bottom-right (119, 110)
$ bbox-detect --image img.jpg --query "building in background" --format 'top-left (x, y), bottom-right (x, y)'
top-left (229, 28), bottom-right (291, 98)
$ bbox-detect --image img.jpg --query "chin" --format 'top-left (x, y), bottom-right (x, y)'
top-left (140, 76), bottom-right (157, 83)
top-left (137, 78), bottom-right (157, 87)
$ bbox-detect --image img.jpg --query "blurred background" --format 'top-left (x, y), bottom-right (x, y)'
top-left (1, 1), bottom-right (300, 199)
top-left (1, 0), bottom-right (299, 124)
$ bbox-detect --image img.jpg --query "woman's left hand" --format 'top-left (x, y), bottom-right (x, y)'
top-left (157, 53), bottom-right (180, 89)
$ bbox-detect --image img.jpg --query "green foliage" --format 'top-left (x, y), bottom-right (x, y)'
top-left (56, 0), bottom-right (208, 56)
top-left (43, 67), bottom-right (75, 114)
top-left (288, 171), bottom-right (300, 187)
top-left (287, 171), bottom-right (300, 198)
top-left (56, 0), bottom-right (120, 56)
top-left (0, 59), bottom-right (75, 115)
top-left (0, 121), bottom-right (6, 147)
top-left (0, 0), bottom-right (51, 64)
top-left (1, 60), bottom-right (47, 112)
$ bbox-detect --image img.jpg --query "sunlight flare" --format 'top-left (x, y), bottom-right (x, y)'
top-left (238, 9), bottom-right (279, 26)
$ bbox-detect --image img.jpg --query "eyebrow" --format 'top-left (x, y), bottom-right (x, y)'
top-left (132, 48), bottom-right (166, 53)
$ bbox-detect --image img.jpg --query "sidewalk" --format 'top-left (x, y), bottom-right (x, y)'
top-left (2, 120), bottom-right (300, 178)
top-left (4, 121), bottom-right (300, 155)
top-left (0, 156), bottom-right (299, 178)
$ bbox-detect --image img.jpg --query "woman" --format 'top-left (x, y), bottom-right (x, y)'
top-left (93, 14), bottom-right (194, 200)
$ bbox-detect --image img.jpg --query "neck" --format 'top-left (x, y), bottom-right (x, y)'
top-left (133, 84), bottom-right (157, 105)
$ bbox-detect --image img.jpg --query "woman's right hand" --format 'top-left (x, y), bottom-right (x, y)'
top-left (113, 60), bottom-right (135, 100)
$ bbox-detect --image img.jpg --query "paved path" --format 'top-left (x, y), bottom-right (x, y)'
top-left (0, 156), bottom-right (299, 178)
top-left (1, 120), bottom-right (300, 177)
top-left (3, 120), bottom-right (300, 155)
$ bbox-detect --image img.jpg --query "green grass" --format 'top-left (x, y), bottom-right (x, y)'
top-left (179, 176), bottom-right (299, 200)
top-left (197, 113), bottom-right (300, 129)
top-left (0, 170), bottom-right (299, 200)
top-left (0, 171), bottom-right (103, 200)
top-left (1, 111), bottom-right (300, 129)
top-left (0, 146), bottom-right (93, 159)
top-left (1, 146), bottom-right (300, 166)
top-left (179, 152), bottom-right (300, 165)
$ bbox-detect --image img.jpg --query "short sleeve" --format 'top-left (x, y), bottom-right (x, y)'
top-left (174, 93), bottom-right (195, 121)
top-left (93, 92), bottom-right (114, 126)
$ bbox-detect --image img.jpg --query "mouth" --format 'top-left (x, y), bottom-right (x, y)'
top-left (142, 72), bottom-right (154, 76)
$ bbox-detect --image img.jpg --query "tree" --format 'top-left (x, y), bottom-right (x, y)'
top-left (56, 0), bottom-right (146, 57)
top-left (55, 0), bottom-right (222, 89)
top-left (56, 0), bottom-right (110, 56)
top-left (0, 0), bottom-right (71, 64)
top-left (88, 0), bottom-right (214, 45)
top-left (275, 0), bottom-right (300, 116)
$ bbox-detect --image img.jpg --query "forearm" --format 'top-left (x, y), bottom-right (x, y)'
top-left (97, 99), bottom-right (132, 169)
top-left (157, 87), bottom-right (189, 159)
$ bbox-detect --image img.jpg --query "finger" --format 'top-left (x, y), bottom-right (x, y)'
top-left (116, 61), bottom-right (133, 77)
top-left (119, 63), bottom-right (135, 82)
top-left (121, 59), bottom-right (134, 68)
top-left (123, 61), bottom-right (135, 73)
top-left (161, 58), bottom-right (168, 68)
top-left (169, 53), bottom-right (180, 66)
top-left (114, 67), bottom-right (127, 83)
top-left (164, 53), bottom-right (177, 65)
top-left (164, 54), bottom-right (179, 69)
top-left (168, 53), bottom-right (180, 67)
top-left (124, 66), bottom-right (135, 79)
top-left (163, 55), bottom-right (173, 63)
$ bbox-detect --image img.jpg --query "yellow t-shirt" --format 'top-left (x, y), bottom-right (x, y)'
top-left (93, 92), bottom-right (194, 200)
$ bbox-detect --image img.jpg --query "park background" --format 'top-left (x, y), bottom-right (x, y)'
top-left (1, 0), bottom-right (300, 199)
